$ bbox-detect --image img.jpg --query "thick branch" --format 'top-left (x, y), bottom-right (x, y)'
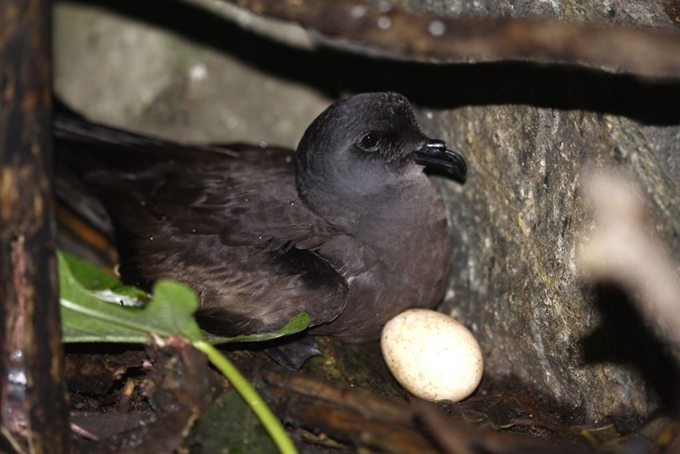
top-left (0, 0), bottom-right (71, 452)
top-left (219, 0), bottom-right (680, 78)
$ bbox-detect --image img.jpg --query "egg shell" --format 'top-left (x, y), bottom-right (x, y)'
top-left (381, 308), bottom-right (483, 402)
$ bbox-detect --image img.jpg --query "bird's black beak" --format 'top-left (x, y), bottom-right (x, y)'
top-left (411, 139), bottom-right (467, 183)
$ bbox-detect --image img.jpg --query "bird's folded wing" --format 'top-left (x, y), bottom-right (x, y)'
top-left (83, 160), bottom-right (351, 335)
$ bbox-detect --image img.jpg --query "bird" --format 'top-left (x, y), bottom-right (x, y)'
top-left (55, 92), bottom-right (467, 367)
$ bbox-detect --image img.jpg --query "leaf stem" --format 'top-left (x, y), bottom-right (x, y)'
top-left (194, 341), bottom-right (298, 454)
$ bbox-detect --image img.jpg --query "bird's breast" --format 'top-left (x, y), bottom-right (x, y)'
top-left (313, 180), bottom-right (451, 341)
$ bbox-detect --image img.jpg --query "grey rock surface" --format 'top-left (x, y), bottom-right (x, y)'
top-left (429, 105), bottom-right (680, 423)
top-left (394, 0), bottom-right (680, 424)
top-left (54, 0), bottom-right (680, 424)
top-left (54, 1), bottom-right (331, 148)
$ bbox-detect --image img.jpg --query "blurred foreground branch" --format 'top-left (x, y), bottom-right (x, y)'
top-left (579, 171), bottom-right (680, 354)
top-left (211, 0), bottom-right (680, 78)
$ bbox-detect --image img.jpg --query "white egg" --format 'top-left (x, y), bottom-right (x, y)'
top-left (381, 308), bottom-right (483, 402)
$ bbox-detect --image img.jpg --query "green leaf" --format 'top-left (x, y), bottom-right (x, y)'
top-left (61, 251), bottom-right (147, 304)
top-left (59, 251), bottom-right (204, 343)
top-left (59, 251), bottom-right (300, 453)
top-left (61, 251), bottom-right (120, 290)
top-left (203, 313), bottom-right (310, 345)
top-left (58, 251), bottom-right (309, 343)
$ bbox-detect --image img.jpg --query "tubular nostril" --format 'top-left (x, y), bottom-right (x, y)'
top-left (425, 139), bottom-right (447, 151)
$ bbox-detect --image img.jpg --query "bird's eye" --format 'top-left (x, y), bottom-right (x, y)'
top-left (359, 133), bottom-right (381, 151)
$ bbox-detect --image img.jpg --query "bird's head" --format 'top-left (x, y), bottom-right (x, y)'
top-left (296, 92), bottom-right (466, 197)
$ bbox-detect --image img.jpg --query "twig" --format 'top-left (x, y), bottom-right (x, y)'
top-left (194, 341), bottom-right (299, 454)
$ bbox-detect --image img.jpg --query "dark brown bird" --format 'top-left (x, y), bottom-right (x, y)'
top-left (56, 92), bottom-right (466, 365)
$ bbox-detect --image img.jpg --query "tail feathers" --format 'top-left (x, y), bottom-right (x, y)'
top-left (54, 113), bottom-right (240, 173)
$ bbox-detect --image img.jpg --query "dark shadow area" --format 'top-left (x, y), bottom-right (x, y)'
top-left (439, 372), bottom-right (591, 435)
top-left (64, 342), bottom-right (145, 355)
top-left (581, 283), bottom-right (680, 427)
top-left (323, 51), bottom-right (680, 125)
top-left (59, 0), bottom-right (680, 125)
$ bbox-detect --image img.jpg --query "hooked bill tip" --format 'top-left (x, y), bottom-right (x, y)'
top-left (411, 139), bottom-right (467, 183)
